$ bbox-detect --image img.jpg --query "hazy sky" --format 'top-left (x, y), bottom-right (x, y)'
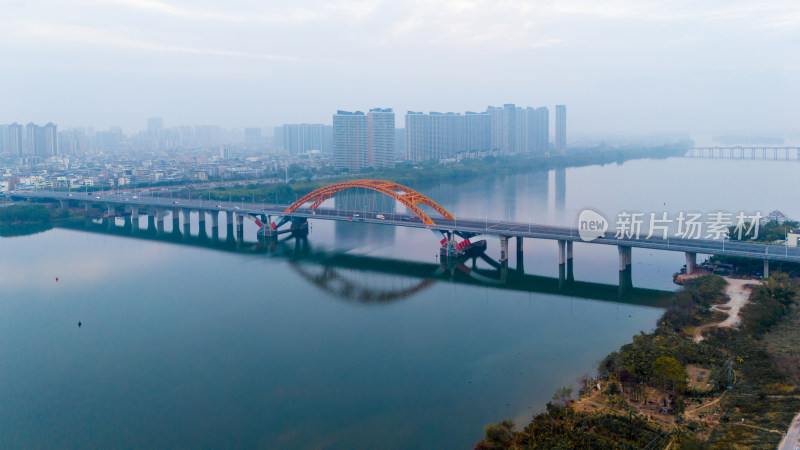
top-left (1, 0), bottom-right (798, 135)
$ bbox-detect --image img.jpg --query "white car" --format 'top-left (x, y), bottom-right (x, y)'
top-left (376, 214), bottom-right (385, 219)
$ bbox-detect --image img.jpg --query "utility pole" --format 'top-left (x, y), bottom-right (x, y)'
top-left (727, 358), bottom-right (733, 391)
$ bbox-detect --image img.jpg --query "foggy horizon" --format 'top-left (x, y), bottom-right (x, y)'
top-left (1, 0), bottom-right (798, 137)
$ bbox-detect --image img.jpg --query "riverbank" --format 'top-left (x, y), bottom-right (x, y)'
top-left (192, 144), bottom-right (688, 204)
top-left (476, 273), bottom-right (800, 448)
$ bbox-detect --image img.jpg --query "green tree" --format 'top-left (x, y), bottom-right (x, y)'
top-left (479, 420), bottom-right (515, 449)
top-left (651, 356), bottom-right (687, 391)
top-left (763, 272), bottom-right (798, 307)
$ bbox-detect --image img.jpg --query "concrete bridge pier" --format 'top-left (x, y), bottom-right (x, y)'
top-left (236, 214), bottom-right (244, 241)
top-left (764, 260), bottom-right (770, 279)
top-left (182, 209), bottom-right (191, 237)
top-left (225, 211), bottom-right (235, 242)
top-left (566, 241), bottom-right (574, 282)
top-left (198, 210), bottom-right (206, 233)
top-left (685, 252), bottom-right (696, 274)
top-left (59, 199), bottom-right (67, 209)
top-left (155, 209), bottom-right (165, 234)
top-left (171, 209), bottom-right (180, 234)
top-left (211, 211), bottom-right (219, 230)
top-left (618, 246), bottom-right (633, 297)
top-left (122, 214), bottom-right (132, 231)
top-left (290, 217), bottom-right (309, 238)
top-left (147, 214), bottom-right (156, 233)
top-left (106, 204), bottom-right (115, 218)
top-left (618, 246), bottom-right (632, 271)
top-left (130, 206), bottom-right (139, 231)
top-left (500, 236), bottom-right (509, 262)
top-left (557, 240), bottom-right (566, 289)
top-left (516, 236), bottom-right (524, 274)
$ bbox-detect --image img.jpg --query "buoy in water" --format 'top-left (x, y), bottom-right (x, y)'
top-left (56, 277), bottom-right (59, 282)
top-left (78, 321), bottom-right (82, 327)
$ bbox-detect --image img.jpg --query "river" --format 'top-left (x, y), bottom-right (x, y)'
top-left (1, 155), bottom-right (795, 448)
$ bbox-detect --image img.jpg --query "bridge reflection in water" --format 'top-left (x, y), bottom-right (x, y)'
top-left (62, 216), bottom-right (672, 307)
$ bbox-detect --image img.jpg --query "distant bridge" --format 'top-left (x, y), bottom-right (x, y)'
top-left (688, 146), bottom-right (800, 160)
top-left (14, 180), bottom-right (800, 286)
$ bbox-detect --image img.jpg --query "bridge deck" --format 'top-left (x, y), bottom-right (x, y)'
top-left (16, 191), bottom-right (800, 263)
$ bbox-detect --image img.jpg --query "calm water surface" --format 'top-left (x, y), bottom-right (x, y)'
top-left (1, 156), bottom-right (793, 447)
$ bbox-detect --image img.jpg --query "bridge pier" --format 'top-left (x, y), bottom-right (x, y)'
top-left (618, 246), bottom-right (632, 271)
top-left (226, 211), bottom-right (235, 242)
top-left (59, 199), bottom-right (67, 209)
top-left (236, 214), bottom-right (244, 241)
top-left (499, 236), bottom-right (509, 262)
top-left (618, 246), bottom-right (633, 296)
top-left (198, 211), bottom-right (206, 234)
top-left (155, 209), bottom-right (165, 234)
top-left (172, 209), bottom-right (180, 234)
top-left (182, 209), bottom-right (191, 237)
top-left (130, 206), bottom-right (139, 231)
top-left (764, 260), bottom-right (770, 279)
top-left (685, 252), bottom-right (696, 274)
top-left (516, 237), bottom-right (524, 274)
top-left (566, 241), bottom-right (574, 282)
top-left (106, 204), bottom-right (115, 218)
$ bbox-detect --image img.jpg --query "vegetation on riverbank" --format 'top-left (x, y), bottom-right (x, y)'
top-left (476, 273), bottom-right (800, 449)
top-left (191, 144), bottom-right (687, 204)
top-left (0, 204), bottom-right (65, 236)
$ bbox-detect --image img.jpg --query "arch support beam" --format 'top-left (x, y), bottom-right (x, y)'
top-left (283, 180), bottom-right (455, 226)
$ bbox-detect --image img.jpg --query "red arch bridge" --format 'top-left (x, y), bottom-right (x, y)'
top-left (15, 179), bottom-right (800, 283)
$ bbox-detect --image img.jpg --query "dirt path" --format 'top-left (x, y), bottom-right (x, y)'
top-left (694, 277), bottom-right (757, 342)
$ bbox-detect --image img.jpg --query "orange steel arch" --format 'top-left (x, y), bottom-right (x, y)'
top-left (283, 180), bottom-right (455, 226)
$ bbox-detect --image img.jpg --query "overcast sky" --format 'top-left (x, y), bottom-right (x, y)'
top-left (1, 0), bottom-right (798, 135)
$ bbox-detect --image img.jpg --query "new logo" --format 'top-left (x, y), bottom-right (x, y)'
top-left (578, 209), bottom-right (608, 241)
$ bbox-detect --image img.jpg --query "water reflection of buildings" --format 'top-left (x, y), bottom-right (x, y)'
top-left (554, 168), bottom-right (566, 221)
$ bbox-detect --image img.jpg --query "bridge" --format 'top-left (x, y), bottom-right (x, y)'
top-left (13, 179), bottom-right (800, 286)
top-left (688, 146), bottom-right (800, 160)
top-left (56, 216), bottom-right (673, 306)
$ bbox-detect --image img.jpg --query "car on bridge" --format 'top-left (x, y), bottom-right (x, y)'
top-left (376, 214), bottom-right (385, 219)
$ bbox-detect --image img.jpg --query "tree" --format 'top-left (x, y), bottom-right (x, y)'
top-left (674, 396), bottom-right (686, 416)
top-left (479, 420), bottom-right (515, 449)
top-left (651, 356), bottom-right (687, 391)
top-left (604, 381), bottom-right (621, 397)
top-left (763, 272), bottom-right (798, 307)
top-left (552, 386), bottom-right (573, 406)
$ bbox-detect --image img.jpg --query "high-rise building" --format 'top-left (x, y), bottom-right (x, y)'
top-left (555, 105), bottom-right (566, 153)
top-left (395, 128), bottom-right (406, 159)
top-left (333, 110), bottom-right (367, 170)
top-left (464, 112), bottom-right (491, 153)
top-left (406, 110), bottom-right (491, 161)
top-left (532, 107), bottom-right (549, 154)
top-left (25, 123), bottom-right (38, 156)
top-left (333, 109), bottom-right (394, 170)
top-left (5, 123), bottom-right (23, 156)
top-left (367, 108), bottom-right (395, 168)
top-left (281, 123), bottom-right (325, 154)
top-left (43, 123), bottom-right (58, 157)
top-left (487, 106), bottom-right (503, 151)
top-left (405, 112), bottom-right (429, 162)
top-left (502, 104), bottom-right (518, 155)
